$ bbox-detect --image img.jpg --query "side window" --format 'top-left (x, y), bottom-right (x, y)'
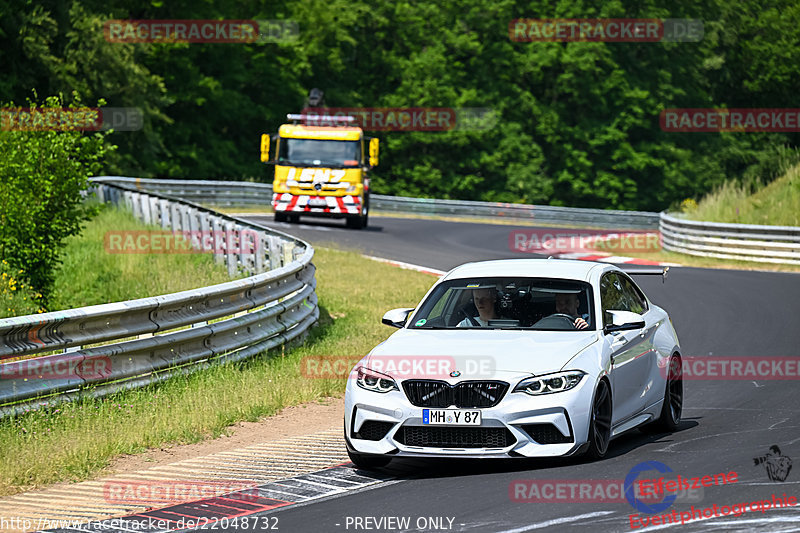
top-left (600, 272), bottom-right (629, 324)
top-left (618, 274), bottom-right (648, 315)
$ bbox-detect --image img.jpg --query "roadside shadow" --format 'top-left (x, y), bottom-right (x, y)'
top-left (291, 218), bottom-right (384, 233)
top-left (373, 419), bottom-right (700, 480)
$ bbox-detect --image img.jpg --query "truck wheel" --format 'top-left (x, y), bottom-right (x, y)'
top-left (346, 216), bottom-right (364, 229)
top-left (274, 212), bottom-right (288, 223)
top-left (346, 198), bottom-right (368, 229)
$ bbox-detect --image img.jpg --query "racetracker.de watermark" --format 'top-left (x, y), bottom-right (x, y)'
top-left (103, 479), bottom-right (259, 504)
top-left (1, 107), bottom-right (143, 131)
top-left (661, 108), bottom-right (800, 132)
top-left (300, 107), bottom-right (497, 131)
top-left (510, 229), bottom-right (662, 254)
top-left (104, 19), bottom-right (298, 43)
top-left (509, 18), bottom-right (703, 42)
top-left (104, 230), bottom-right (262, 254)
top-left (0, 354), bottom-right (111, 380)
top-left (662, 356), bottom-right (800, 380)
top-left (301, 355), bottom-right (496, 379)
top-left (510, 479), bottom-right (703, 503)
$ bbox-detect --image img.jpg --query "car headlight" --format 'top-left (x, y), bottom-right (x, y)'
top-left (514, 371), bottom-right (585, 395)
top-left (356, 366), bottom-right (398, 393)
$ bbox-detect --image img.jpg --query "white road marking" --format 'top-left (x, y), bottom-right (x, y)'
top-left (362, 255), bottom-right (446, 276)
top-left (494, 511), bottom-right (616, 532)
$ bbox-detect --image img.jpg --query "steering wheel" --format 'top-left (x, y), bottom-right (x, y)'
top-left (532, 313), bottom-right (578, 329)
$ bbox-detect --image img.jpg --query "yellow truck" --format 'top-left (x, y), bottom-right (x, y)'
top-left (261, 114), bottom-right (378, 229)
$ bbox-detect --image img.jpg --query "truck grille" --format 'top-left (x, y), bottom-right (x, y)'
top-left (396, 426), bottom-right (515, 448)
top-left (402, 380), bottom-right (508, 408)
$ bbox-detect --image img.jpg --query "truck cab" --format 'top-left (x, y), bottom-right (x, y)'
top-left (261, 114), bottom-right (378, 229)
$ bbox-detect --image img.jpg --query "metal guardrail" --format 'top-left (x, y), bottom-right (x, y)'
top-left (94, 177), bottom-right (661, 229)
top-left (660, 212), bottom-right (800, 265)
top-left (88, 178), bottom-right (800, 264)
top-left (0, 179), bottom-right (318, 418)
top-left (372, 195), bottom-right (660, 229)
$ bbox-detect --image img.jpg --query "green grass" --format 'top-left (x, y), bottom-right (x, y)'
top-left (0, 247), bottom-right (433, 496)
top-left (47, 205), bottom-right (236, 311)
top-left (684, 163), bottom-right (800, 227)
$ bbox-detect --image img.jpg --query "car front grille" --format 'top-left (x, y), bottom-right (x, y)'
top-left (402, 380), bottom-right (509, 408)
top-left (396, 426), bottom-right (515, 448)
top-left (521, 423), bottom-right (573, 444)
top-left (353, 421), bottom-right (395, 441)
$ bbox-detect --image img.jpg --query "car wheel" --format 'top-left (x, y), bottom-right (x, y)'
top-left (645, 354), bottom-right (683, 433)
top-left (347, 449), bottom-right (391, 469)
top-left (584, 379), bottom-right (612, 460)
top-left (274, 212), bottom-right (288, 223)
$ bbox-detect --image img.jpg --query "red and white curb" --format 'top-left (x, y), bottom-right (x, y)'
top-left (365, 254), bottom-right (678, 273)
top-left (363, 256), bottom-right (446, 276)
top-left (553, 252), bottom-right (679, 266)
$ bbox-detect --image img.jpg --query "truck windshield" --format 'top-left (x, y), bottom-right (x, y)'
top-left (278, 139), bottom-right (360, 167)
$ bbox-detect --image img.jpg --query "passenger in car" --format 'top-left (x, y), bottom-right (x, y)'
top-left (554, 292), bottom-right (589, 330)
top-left (457, 287), bottom-right (498, 327)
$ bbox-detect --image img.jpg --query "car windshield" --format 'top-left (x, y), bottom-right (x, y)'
top-left (409, 277), bottom-right (595, 330)
top-left (278, 138), bottom-right (360, 167)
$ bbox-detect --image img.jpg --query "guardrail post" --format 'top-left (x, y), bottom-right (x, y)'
top-left (268, 236), bottom-right (281, 270)
top-left (131, 193), bottom-right (142, 219)
top-left (158, 199), bottom-right (170, 229)
top-left (225, 222), bottom-right (237, 277)
top-left (170, 202), bottom-right (181, 232)
top-left (188, 207), bottom-right (201, 251)
top-left (254, 234), bottom-right (265, 273)
top-left (211, 217), bottom-right (224, 265)
top-left (200, 213), bottom-right (212, 253)
top-left (140, 194), bottom-right (152, 225)
top-left (148, 197), bottom-right (159, 226)
top-left (180, 205), bottom-right (191, 240)
top-left (282, 241), bottom-right (292, 267)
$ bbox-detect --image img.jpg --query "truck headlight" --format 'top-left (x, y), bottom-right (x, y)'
top-left (514, 371), bottom-right (585, 395)
top-left (356, 366), bottom-right (398, 393)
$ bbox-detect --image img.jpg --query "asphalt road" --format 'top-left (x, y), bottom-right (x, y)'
top-left (215, 214), bottom-right (800, 532)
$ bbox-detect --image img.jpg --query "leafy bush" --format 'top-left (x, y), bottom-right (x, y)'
top-left (0, 259), bottom-right (45, 318)
top-left (0, 94), bottom-right (113, 305)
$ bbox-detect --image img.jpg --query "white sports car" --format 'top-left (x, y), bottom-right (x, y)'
top-left (344, 259), bottom-right (683, 468)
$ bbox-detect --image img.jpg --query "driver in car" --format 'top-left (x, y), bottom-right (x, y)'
top-left (554, 292), bottom-right (589, 330)
top-left (457, 287), bottom-right (497, 327)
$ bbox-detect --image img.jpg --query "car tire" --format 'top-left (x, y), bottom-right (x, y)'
top-left (584, 379), bottom-right (612, 461)
top-left (274, 212), bottom-right (288, 223)
top-left (643, 354), bottom-right (683, 433)
top-left (347, 449), bottom-right (391, 469)
top-left (346, 215), bottom-right (365, 229)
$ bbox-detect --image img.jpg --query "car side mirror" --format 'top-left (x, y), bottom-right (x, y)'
top-left (604, 310), bottom-right (645, 334)
top-left (382, 308), bottom-right (414, 328)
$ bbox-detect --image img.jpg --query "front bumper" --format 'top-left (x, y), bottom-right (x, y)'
top-left (272, 193), bottom-right (363, 215)
top-left (344, 376), bottom-right (595, 459)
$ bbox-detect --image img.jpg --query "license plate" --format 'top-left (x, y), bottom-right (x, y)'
top-left (422, 409), bottom-right (481, 425)
top-left (307, 199), bottom-right (328, 208)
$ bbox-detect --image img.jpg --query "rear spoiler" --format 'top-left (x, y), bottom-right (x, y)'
top-left (624, 266), bottom-right (669, 283)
